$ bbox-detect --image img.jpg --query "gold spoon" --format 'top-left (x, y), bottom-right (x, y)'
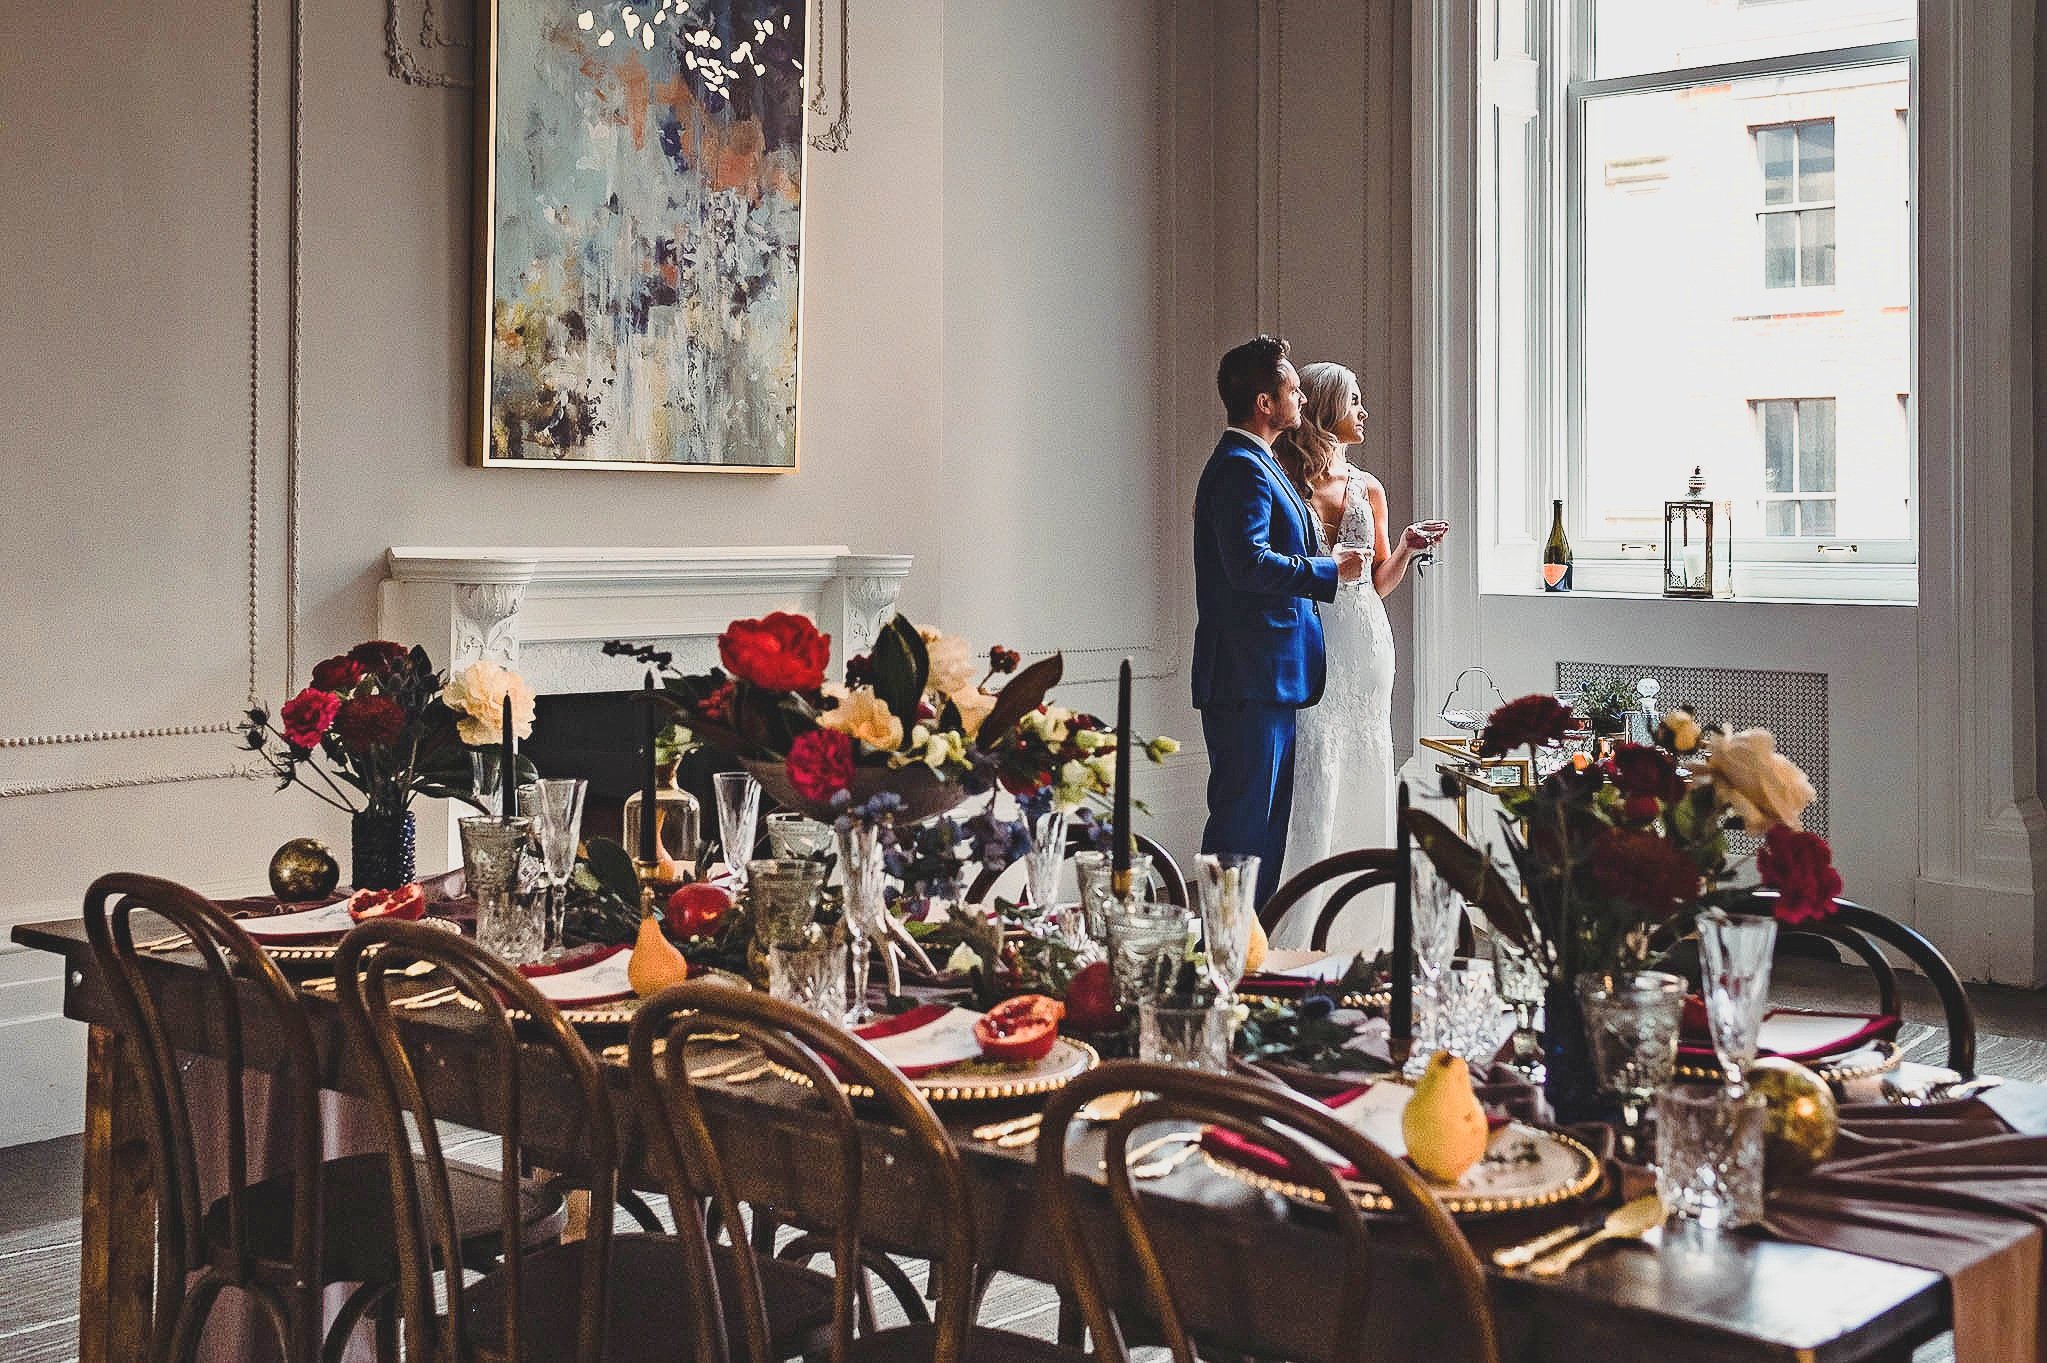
top-left (1524, 1195), bottom-right (1664, 1277)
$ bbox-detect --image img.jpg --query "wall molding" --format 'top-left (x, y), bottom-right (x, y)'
top-left (385, 0), bottom-right (472, 88)
top-left (0, 0), bottom-right (303, 799)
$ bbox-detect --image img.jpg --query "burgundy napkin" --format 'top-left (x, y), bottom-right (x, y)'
top-left (1676, 1007), bottom-right (1901, 1063)
top-left (519, 942), bottom-right (627, 979)
top-left (1765, 1099), bottom-right (2047, 1363)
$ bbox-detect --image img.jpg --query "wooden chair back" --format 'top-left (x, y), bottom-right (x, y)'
top-left (334, 919), bottom-right (618, 1363)
top-left (1036, 1061), bottom-right (1498, 1363)
top-left (968, 825), bottom-right (1189, 908)
top-left (82, 872), bottom-right (324, 1363)
top-left (626, 985), bottom-right (978, 1363)
top-left (1257, 784), bottom-right (1413, 949)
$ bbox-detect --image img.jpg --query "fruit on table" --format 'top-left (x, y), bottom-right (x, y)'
top-left (270, 838), bottom-right (340, 901)
top-left (628, 913), bottom-right (691, 998)
top-left (1402, 1051), bottom-right (1489, 1183)
top-left (1244, 917), bottom-right (1269, 974)
top-left (1061, 961), bottom-right (1119, 1034)
top-left (666, 882), bottom-right (734, 939)
top-left (974, 994), bottom-right (1065, 1063)
top-left (1750, 1055), bottom-right (1838, 1181)
top-left (346, 883), bottom-right (427, 923)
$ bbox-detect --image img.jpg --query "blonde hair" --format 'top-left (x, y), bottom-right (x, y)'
top-left (1273, 361), bottom-right (1358, 490)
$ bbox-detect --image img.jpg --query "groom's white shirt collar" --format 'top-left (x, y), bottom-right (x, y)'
top-left (1223, 426), bottom-right (1274, 454)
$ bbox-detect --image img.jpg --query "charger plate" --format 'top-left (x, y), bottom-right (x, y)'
top-left (454, 965), bottom-right (751, 1026)
top-left (1201, 1081), bottom-right (1600, 1216)
top-left (262, 915), bottom-right (461, 964)
top-left (1675, 1038), bottom-right (1900, 1089)
top-left (771, 1036), bottom-right (1100, 1103)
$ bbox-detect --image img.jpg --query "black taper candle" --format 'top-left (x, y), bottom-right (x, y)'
top-left (501, 695), bottom-right (517, 821)
top-left (1111, 658), bottom-right (1133, 896)
top-left (638, 671), bottom-right (658, 866)
top-left (1390, 785), bottom-right (1414, 1050)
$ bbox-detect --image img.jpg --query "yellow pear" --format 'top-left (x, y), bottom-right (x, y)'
top-left (1243, 916), bottom-right (1269, 974)
top-left (628, 913), bottom-right (691, 998)
top-left (1400, 1051), bottom-right (1490, 1183)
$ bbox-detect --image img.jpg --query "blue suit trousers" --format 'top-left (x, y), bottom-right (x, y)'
top-left (1199, 701), bottom-right (1296, 908)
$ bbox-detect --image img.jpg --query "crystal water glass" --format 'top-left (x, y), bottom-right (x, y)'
top-left (1656, 1086), bottom-right (1766, 1229)
top-left (713, 771), bottom-right (762, 890)
top-left (522, 778), bottom-right (586, 956)
top-left (1579, 970), bottom-right (1686, 1160)
top-left (1076, 850), bottom-right (1154, 941)
top-left (1195, 852), bottom-right (1260, 998)
top-left (1022, 808), bottom-right (1068, 912)
top-left (765, 811), bottom-right (833, 860)
top-left (1105, 901), bottom-right (1193, 1009)
top-left (462, 816), bottom-right (541, 965)
top-left (1436, 962), bottom-right (1503, 1069)
top-left (1138, 998), bottom-right (1232, 1072)
top-left (767, 938), bottom-right (850, 1023)
top-left (835, 822), bottom-right (889, 1023)
top-left (1698, 909), bottom-right (1778, 1093)
top-left (469, 750), bottom-right (503, 818)
top-left (1490, 937), bottom-right (1547, 1080)
top-left (1409, 861), bottom-right (1465, 1054)
top-left (748, 858), bottom-right (826, 950)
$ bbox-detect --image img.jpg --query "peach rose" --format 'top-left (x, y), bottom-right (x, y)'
top-left (919, 628), bottom-right (977, 699)
top-left (1705, 728), bottom-right (1815, 833)
top-left (441, 661), bottom-right (536, 746)
top-left (951, 687), bottom-right (997, 738)
top-left (818, 684), bottom-right (904, 751)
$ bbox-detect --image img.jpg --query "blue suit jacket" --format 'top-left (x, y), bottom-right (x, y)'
top-left (1191, 430), bottom-right (1340, 708)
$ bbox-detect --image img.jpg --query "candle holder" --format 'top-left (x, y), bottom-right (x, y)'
top-left (1663, 466), bottom-right (1732, 599)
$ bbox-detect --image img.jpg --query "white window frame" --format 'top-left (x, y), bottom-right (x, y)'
top-left (1478, 0), bottom-right (1919, 602)
top-left (1754, 118), bottom-right (1838, 291)
top-left (1753, 397), bottom-right (1839, 535)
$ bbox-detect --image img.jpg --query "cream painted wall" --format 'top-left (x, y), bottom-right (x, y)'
top-left (0, 0), bottom-right (1192, 1144)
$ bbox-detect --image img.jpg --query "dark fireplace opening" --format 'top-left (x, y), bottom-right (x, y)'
top-left (526, 690), bottom-right (738, 852)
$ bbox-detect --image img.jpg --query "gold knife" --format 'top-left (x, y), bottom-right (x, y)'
top-left (1525, 1194), bottom-right (1664, 1277)
top-left (1492, 1207), bottom-right (1612, 1270)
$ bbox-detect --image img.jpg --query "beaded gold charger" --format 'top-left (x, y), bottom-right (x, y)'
top-left (771, 1036), bottom-right (1100, 1103)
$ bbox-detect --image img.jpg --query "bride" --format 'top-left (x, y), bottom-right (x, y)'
top-left (1270, 362), bottom-right (1447, 952)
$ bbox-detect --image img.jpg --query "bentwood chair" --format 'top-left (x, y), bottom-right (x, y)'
top-left (629, 985), bottom-right (1080, 1363)
top-left (1257, 785), bottom-right (1414, 951)
top-left (1037, 1062), bottom-right (1501, 1363)
top-left (82, 874), bottom-right (558, 1363)
top-left (967, 824), bottom-right (1190, 909)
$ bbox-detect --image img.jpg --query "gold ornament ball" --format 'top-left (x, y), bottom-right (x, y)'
top-left (1750, 1056), bottom-right (1839, 1181)
top-left (269, 838), bottom-right (340, 901)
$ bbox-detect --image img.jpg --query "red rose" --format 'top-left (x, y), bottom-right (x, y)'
top-left (1758, 826), bottom-right (1842, 925)
top-left (310, 655), bottom-right (365, 692)
top-left (1621, 793), bottom-right (1664, 824)
top-left (1588, 827), bottom-right (1701, 913)
top-left (785, 729), bottom-right (854, 803)
top-left (717, 612), bottom-right (831, 692)
top-left (1478, 694), bottom-right (1574, 758)
top-left (332, 694), bottom-right (406, 751)
top-left (1608, 742), bottom-right (1684, 805)
top-left (280, 688), bottom-right (341, 750)
top-left (348, 640), bottom-right (411, 674)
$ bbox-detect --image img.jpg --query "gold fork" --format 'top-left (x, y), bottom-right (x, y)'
top-left (301, 960), bottom-right (436, 993)
top-left (397, 985), bottom-right (463, 1011)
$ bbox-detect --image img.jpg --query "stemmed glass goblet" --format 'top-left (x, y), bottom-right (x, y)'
top-left (1698, 909), bottom-right (1778, 1094)
top-left (713, 771), bottom-right (762, 893)
top-left (522, 778), bottom-right (587, 957)
top-left (1195, 851), bottom-right (1259, 999)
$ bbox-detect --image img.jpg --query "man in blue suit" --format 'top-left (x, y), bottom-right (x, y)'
top-left (1193, 336), bottom-right (1367, 906)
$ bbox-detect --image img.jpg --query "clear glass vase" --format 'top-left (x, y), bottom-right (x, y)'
top-left (622, 759), bottom-right (701, 883)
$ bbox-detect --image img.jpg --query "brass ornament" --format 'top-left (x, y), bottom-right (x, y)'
top-left (268, 837), bottom-right (339, 901)
top-left (1751, 1056), bottom-right (1840, 1180)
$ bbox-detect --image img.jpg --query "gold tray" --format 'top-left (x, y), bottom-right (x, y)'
top-left (1201, 1119), bottom-right (1601, 1217)
top-left (771, 1036), bottom-right (1100, 1103)
top-left (258, 914), bottom-right (462, 963)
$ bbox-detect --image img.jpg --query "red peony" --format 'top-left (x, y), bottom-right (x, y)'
top-left (332, 694), bottom-right (406, 752)
top-left (1478, 694), bottom-right (1575, 758)
top-left (718, 612), bottom-right (831, 692)
top-left (310, 655), bottom-right (365, 692)
top-left (1608, 742), bottom-right (1684, 805)
top-left (1589, 827), bottom-right (1701, 913)
top-left (785, 729), bottom-right (854, 803)
top-left (1758, 826), bottom-right (1842, 924)
top-left (348, 640), bottom-right (411, 674)
top-left (280, 688), bottom-right (341, 750)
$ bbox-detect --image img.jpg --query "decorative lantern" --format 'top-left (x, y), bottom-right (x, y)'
top-left (1663, 466), bottom-right (1729, 598)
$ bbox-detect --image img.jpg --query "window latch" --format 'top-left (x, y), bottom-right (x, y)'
top-left (1815, 543), bottom-right (1860, 555)
top-left (1618, 542), bottom-right (1659, 553)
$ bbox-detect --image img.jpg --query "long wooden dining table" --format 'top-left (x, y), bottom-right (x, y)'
top-left (16, 912), bottom-right (1958, 1363)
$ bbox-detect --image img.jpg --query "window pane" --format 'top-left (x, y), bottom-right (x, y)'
top-left (1765, 501), bottom-right (1798, 536)
top-left (1797, 121), bottom-right (1836, 202)
top-left (1758, 127), bottom-right (1794, 205)
top-left (1800, 207), bottom-right (1837, 286)
top-left (1762, 213), bottom-right (1797, 288)
top-left (1761, 402), bottom-right (1794, 491)
top-left (1593, 0), bottom-right (1914, 80)
top-left (1801, 499), bottom-right (1837, 535)
top-left (1798, 399), bottom-right (1836, 491)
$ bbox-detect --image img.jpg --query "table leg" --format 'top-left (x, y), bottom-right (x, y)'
top-left (79, 1024), bottom-right (156, 1363)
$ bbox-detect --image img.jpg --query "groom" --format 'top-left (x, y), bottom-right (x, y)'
top-left (1192, 336), bottom-right (1367, 906)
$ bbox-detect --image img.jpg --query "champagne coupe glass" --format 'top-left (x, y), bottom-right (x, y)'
top-left (1698, 909), bottom-right (1778, 1094)
top-left (1195, 852), bottom-right (1260, 999)
top-left (713, 771), bottom-right (762, 893)
top-left (525, 778), bottom-right (587, 956)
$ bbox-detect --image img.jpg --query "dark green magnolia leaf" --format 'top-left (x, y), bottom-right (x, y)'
top-left (976, 653), bottom-right (1063, 748)
top-left (582, 837), bottom-right (642, 904)
top-left (870, 615), bottom-right (929, 731)
top-left (1403, 808), bottom-right (1536, 949)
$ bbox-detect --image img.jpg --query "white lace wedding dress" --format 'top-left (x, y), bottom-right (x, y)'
top-left (1273, 463), bottom-right (1398, 953)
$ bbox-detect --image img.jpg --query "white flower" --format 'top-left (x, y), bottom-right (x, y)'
top-left (1705, 728), bottom-right (1815, 833)
top-left (441, 661), bottom-right (536, 746)
top-left (919, 629), bottom-right (977, 697)
top-left (1086, 753), bottom-right (1117, 787)
top-left (1072, 728), bottom-right (1107, 752)
top-left (1147, 736), bottom-right (1180, 761)
top-left (944, 942), bottom-right (981, 974)
top-left (1059, 759), bottom-right (1090, 791)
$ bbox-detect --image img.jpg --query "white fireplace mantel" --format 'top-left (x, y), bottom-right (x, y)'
top-left (377, 545), bottom-right (914, 697)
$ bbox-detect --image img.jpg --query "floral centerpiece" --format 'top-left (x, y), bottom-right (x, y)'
top-left (1408, 692), bottom-right (1841, 1113)
top-left (240, 645), bottom-right (531, 888)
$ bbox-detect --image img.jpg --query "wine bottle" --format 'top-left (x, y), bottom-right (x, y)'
top-left (1542, 498), bottom-right (1573, 592)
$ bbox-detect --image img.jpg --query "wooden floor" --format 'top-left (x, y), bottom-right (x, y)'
top-left (4, 959), bottom-right (2041, 1363)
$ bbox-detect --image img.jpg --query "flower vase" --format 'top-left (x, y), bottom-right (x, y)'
top-left (1540, 980), bottom-right (1609, 1125)
top-left (351, 809), bottom-right (416, 890)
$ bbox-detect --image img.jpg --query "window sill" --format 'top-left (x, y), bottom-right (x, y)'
top-left (1481, 586), bottom-right (1914, 608)
top-left (1482, 556), bottom-right (1916, 605)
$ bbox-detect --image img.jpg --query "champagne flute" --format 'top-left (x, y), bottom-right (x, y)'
top-left (713, 771), bottom-right (762, 893)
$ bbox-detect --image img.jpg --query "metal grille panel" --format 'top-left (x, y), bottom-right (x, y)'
top-left (1556, 661), bottom-right (1828, 839)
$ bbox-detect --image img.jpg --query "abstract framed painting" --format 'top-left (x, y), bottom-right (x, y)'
top-left (474, 0), bottom-right (808, 471)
